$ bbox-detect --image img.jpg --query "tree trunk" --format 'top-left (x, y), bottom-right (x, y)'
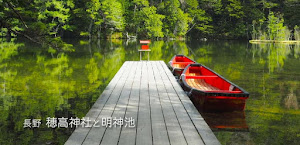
top-left (134, 5), bottom-right (137, 36)
top-left (173, 24), bottom-right (178, 37)
top-left (54, 23), bottom-right (61, 37)
top-left (97, 24), bottom-right (101, 39)
top-left (6, 29), bottom-right (11, 41)
top-left (88, 19), bottom-right (94, 39)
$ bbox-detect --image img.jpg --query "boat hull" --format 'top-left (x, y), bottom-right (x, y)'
top-left (190, 93), bottom-right (247, 112)
top-left (171, 68), bottom-right (184, 77)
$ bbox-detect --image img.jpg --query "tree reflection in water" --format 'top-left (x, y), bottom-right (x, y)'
top-left (0, 40), bottom-right (299, 145)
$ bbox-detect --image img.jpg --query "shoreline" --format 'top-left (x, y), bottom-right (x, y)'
top-left (249, 40), bottom-right (300, 44)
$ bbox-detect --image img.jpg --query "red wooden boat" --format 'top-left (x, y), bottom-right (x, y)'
top-left (181, 64), bottom-right (249, 112)
top-left (168, 55), bottom-right (196, 76)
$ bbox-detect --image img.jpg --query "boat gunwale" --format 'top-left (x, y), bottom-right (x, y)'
top-left (181, 63), bottom-right (249, 98)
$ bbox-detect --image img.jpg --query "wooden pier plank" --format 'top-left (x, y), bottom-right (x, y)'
top-left (151, 61), bottom-right (187, 145)
top-left (100, 61), bottom-right (138, 145)
top-left (118, 62), bottom-right (142, 145)
top-left (148, 62), bottom-right (170, 145)
top-left (159, 61), bottom-right (221, 145)
top-left (156, 62), bottom-right (205, 145)
top-left (136, 62), bottom-right (153, 145)
top-left (65, 62), bottom-right (130, 145)
top-left (65, 61), bottom-right (220, 145)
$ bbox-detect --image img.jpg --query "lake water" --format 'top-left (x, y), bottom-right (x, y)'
top-left (0, 39), bottom-right (299, 144)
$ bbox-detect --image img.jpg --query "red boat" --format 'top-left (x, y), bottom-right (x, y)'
top-left (168, 55), bottom-right (196, 76)
top-left (181, 64), bottom-right (249, 112)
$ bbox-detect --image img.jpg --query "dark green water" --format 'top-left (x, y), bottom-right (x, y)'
top-left (0, 39), bottom-right (299, 145)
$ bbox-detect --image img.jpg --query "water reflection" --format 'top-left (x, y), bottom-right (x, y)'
top-left (0, 40), bottom-right (299, 145)
top-left (0, 40), bottom-right (127, 144)
top-left (285, 88), bottom-right (298, 110)
top-left (201, 111), bottom-right (249, 132)
top-left (195, 42), bottom-right (300, 145)
top-left (251, 43), bottom-right (293, 73)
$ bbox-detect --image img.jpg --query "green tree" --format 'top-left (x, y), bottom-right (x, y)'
top-left (81, 0), bottom-right (103, 38)
top-left (129, 0), bottom-right (165, 38)
top-left (161, 0), bottom-right (191, 37)
top-left (101, 0), bottom-right (125, 35)
top-left (294, 25), bottom-right (300, 41)
top-left (141, 6), bottom-right (165, 38)
top-left (0, 0), bottom-right (75, 51)
top-left (268, 11), bottom-right (278, 40)
top-left (283, 0), bottom-right (300, 30)
top-left (267, 12), bottom-right (289, 41)
top-left (225, 0), bottom-right (244, 19)
top-left (37, 0), bottom-right (75, 37)
top-left (1, 0), bottom-right (300, 41)
top-left (185, 0), bottom-right (212, 35)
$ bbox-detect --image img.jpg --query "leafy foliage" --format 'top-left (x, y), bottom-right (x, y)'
top-left (141, 6), bottom-right (165, 38)
top-left (0, 0), bottom-right (299, 41)
top-left (101, 0), bottom-right (125, 31)
top-left (252, 11), bottom-right (292, 41)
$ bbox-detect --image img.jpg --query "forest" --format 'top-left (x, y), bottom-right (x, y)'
top-left (1, 0), bottom-right (300, 44)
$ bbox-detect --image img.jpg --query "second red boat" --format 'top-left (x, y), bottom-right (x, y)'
top-left (168, 55), bottom-right (196, 76)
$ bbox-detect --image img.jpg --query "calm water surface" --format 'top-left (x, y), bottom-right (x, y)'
top-left (0, 39), bottom-right (299, 144)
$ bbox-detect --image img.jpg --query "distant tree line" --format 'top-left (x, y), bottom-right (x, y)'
top-left (1, 0), bottom-right (300, 42)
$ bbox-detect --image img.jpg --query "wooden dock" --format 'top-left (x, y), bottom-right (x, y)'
top-left (65, 61), bottom-right (220, 145)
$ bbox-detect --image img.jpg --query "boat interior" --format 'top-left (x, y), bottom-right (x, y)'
top-left (184, 65), bottom-right (243, 93)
